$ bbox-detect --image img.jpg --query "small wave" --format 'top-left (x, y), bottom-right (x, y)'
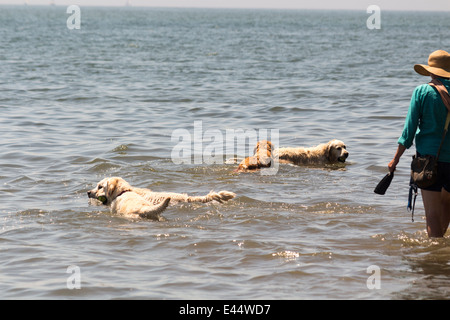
top-left (111, 144), bottom-right (130, 153)
top-left (272, 250), bottom-right (300, 259)
top-left (86, 158), bottom-right (121, 174)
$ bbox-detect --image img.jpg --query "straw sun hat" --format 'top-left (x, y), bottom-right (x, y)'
top-left (414, 50), bottom-right (450, 78)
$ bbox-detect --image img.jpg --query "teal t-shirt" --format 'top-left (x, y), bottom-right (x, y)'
top-left (398, 78), bottom-right (450, 162)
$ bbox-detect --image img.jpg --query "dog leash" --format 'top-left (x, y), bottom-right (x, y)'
top-left (407, 183), bottom-right (418, 222)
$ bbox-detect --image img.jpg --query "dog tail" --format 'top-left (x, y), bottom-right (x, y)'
top-left (187, 190), bottom-right (236, 203)
top-left (214, 190), bottom-right (236, 203)
top-left (139, 197), bottom-right (171, 220)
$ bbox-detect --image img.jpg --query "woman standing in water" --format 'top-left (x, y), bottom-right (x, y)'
top-left (389, 50), bottom-right (450, 238)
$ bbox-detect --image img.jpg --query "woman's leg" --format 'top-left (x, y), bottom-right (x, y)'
top-left (439, 188), bottom-right (450, 235)
top-left (421, 189), bottom-right (446, 237)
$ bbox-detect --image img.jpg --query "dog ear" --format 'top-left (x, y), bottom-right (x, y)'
top-left (106, 178), bottom-right (119, 200)
top-left (326, 141), bottom-right (335, 162)
top-left (265, 141), bottom-right (273, 153)
top-left (253, 142), bottom-right (259, 155)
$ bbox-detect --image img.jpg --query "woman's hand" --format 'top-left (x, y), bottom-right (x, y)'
top-left (388, 158), bottom-right (399, 173)
top-left (388, 144), bottom-right (407, 173)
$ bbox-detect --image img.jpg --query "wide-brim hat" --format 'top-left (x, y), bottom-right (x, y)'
top-left (414, 50), bottom-right (450, 78)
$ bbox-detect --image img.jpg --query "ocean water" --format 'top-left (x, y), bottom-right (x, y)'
top-left (1, 5), bottom-right (450, 300)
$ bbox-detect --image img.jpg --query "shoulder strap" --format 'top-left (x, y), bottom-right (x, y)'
top-left (429, 79), bottom-right (450, 112)
top-left (429, 79), bottom-right (450, 160)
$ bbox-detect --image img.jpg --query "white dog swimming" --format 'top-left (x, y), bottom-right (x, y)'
top-left (273, 139), bottom-right (349, 165)
top-left (87, 177), bottom-right (236, 220)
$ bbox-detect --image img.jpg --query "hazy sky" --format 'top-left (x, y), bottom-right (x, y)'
top-left (1, 0), bottom-right (450, 11)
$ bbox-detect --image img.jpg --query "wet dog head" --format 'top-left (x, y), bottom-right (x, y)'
top-left (87, 177), bottom-right (132, 205)
top-left (326, 139), bottom-right (349, 163)
top-left (237, 140), bottom-right (274, 172)
top-left (253, 140), bottom-right (274, 157)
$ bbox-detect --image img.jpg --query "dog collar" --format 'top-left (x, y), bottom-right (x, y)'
top-left (98, 190), bottom-right (130, 205)
top-left (117, 190), bottom-right (130, 198)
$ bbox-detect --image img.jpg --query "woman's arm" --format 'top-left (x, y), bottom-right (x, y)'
top-left (388, 144), bottom-right (406, 173)
top-left (388, 86), bottom-right (424, 173)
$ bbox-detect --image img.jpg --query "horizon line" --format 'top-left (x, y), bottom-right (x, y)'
top-left (2, 3), bottom-right (450, 12)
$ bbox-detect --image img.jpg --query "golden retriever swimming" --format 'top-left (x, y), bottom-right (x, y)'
top-left (274, 139), bottom-right (349, 165)
top-left (87, 177), bottom-right (236, 220)
top-left (237, 140), bottom-right (274, 172)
